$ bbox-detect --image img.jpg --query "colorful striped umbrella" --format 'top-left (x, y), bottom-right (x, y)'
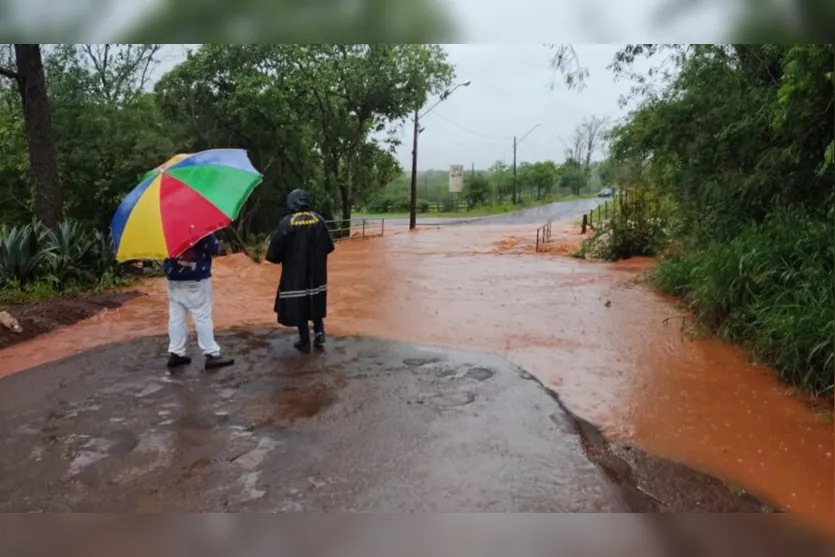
top-left (110, 149), bottom-right (262, 262)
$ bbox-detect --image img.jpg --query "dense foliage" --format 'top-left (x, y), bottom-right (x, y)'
top-left (0, 43), bottom-right (455, 298)
top-left (0, 221), bottom-right (125, 302)
top-left (598, 44), bottom-right (834, 395)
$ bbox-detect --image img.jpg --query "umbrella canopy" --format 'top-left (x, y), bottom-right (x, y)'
top-left (110, 149), bottom-right (262, 262)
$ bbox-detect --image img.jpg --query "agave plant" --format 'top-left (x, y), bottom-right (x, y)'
top-left (43, 220), bottom-right (117, 284)
top-left (84, 229), bottom-right (118, 277)
top-left (0, 223), bottom-right (54, 286)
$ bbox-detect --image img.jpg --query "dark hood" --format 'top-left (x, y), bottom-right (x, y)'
top-left (286, 189), bottom-right (310, 212)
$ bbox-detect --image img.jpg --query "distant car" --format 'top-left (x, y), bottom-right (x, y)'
top-left (598, 187), bottom-right (616, 198)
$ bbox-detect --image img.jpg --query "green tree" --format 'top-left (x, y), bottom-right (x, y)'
top-left (597, 157), bottom-right (618, 187)
top-left (606, 43), bottom-right (834, 393)
top-left (154, 44), bottom-right (454, 234)
top-left (285, 44), bottom-right (454, 228)
top-left (528, 160), bottom-right (559, 199)
top-left (462, 173), bottom-right (490, 207)
top-left (487, 160), bottom-right (512, 202)
top-left (557, 166), bottom-right (586, 196)
top-left (42, 44), bottom-right (175, 231)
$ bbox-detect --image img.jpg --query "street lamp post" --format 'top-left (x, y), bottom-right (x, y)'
top-left (512, 122), bottom-right (542, 205)
top-left (409, 80), bottom-right (471, 230)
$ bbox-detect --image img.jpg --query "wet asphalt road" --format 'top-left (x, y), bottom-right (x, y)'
top-left (374, 198), bottom-right (604, 228)
top-left (0, 329), bottom-right (773, 513)
top-left (0, 329), bottom-right (627, 512)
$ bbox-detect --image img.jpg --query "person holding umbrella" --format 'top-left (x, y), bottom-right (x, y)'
top-left (110, 149), bottom-right (263, 371)
top-left (162, 232), bottom-right (233, 370)
top-left (266, 189), bottom-right (335, 352)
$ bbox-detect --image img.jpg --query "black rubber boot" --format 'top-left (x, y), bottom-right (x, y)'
top-left (204, 354), bottom-right (234, 371)
top-left (167, 353), bottom-right (192, 369)
top-left (293, 339), bottom-right (311, 353)
top-left (313, 331), bottom-right (326, 349)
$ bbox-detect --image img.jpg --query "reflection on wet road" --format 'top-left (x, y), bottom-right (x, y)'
top-left (0, 201), bottom-right (831, 518)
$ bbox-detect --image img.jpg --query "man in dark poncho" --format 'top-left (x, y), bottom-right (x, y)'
top-left (266, 189), bottom-right (335, 352)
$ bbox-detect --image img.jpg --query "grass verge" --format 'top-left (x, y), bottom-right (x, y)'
top-left (0, 274), bottom-right (138, 308)
top-left (650, 210), bottom-right (834, 397)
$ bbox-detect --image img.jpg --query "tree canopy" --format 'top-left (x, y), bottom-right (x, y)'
top-left (599, 43), bottom-right (834, 394)
top-left (0, 43), bottom-right (455, 238)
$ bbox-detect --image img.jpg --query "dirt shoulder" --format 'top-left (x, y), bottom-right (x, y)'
top-left (0, 291), bottom-right (145, 350)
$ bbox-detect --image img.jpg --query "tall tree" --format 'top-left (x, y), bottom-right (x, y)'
top-left (574, 115), bottom-right (610, 189)
top-left (284, 43), bottom-right (453, 227)
top-left (0, 44), bottom-right (62, 229)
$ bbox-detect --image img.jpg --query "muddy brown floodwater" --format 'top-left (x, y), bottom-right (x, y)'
top-left (0, 221), bottom-right (832, 524)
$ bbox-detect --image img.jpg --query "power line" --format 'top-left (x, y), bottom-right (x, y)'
top-left (426, 110), bottom-right (510, 144)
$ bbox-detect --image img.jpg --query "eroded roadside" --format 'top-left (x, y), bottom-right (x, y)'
top-left (0, 291), bottom-right (144, 350)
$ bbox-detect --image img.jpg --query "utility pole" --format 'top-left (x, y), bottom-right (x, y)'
top-left (512, 136), bottom-right (518, 205)
top-left (512, 123), bottom-right (542, 206)
top-left (471, 162), bottom-right (475, 178)
top-left (408, 80), bottom-right (471, 230)
top-left (409, 108), bottom-right (419, 230)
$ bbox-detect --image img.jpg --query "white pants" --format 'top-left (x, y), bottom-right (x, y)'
top-left (167, 279), bottom-right (221, 357)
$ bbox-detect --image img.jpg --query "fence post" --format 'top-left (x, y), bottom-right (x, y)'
top-left (362, 219), bottom-right (366, 239)
top-left (581, 214), bottom-right (587, 234)
top-left (382, 218), bottom-right (385, 237)
top-left (536, 229), bottom-right (540, 251)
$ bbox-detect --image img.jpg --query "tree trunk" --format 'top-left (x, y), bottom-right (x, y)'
top-left (339, 185), bottom-right (351, 239)
top-left (14, 44), bottom-right (62, 229)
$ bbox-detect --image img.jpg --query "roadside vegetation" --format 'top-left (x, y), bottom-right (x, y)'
top-left (364, 114), bottom-right (616, 217)
top-left (0, 43), bottom-right (456, 303)
top-left (0, 221), bottom-right (131, 305)
top-left (573, 44), bottom-right (834, 397)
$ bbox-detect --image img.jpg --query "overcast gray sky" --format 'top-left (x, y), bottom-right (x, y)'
top-left (406, 44), bottom-right (627, 170)
top-left (130, 0), bottom-right (730, 171)
top-left (6, 0), bottom-right (732, 171)
top-left (153, 43), bottom-right (687, 171)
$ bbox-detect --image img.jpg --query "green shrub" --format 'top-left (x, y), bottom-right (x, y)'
top-left (652, 209), bottom-right (834, 394)
top-left (246, 232), bottom-right (267, 263)
top-left (389, 197), bottom-right (412, 213)
top-left (575, 187), bottom-right (673, 261)
top-left (0, 220), bottom-right (124, 295)
top-left (44, 221), bottom-right (117, 285)
top-left (462, 173), bottom-right (490, 206)
top-left (365, 197), bottom-right (391, 213)
top-left (0, 223), bottom-right (53, 286)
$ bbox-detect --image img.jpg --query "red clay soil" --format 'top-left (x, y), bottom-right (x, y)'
top-left (0, 291), bottom-right (144, 350)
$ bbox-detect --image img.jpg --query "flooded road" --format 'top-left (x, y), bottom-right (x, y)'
top-left (0, 207), bottom-right (832, 518)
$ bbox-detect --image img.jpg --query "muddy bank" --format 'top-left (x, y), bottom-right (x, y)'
top-left (0, 291), bottom-right (144, 350)
top-left (0, 329), bottom-right (776, 513)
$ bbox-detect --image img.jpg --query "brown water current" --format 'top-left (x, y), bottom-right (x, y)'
top-left (0, 221), bottom-right (832, 520)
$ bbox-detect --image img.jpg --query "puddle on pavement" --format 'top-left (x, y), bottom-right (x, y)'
top-left (0, 221), bottom-right (831, 520)
top-left (268, 382), bottom-right (336, 423)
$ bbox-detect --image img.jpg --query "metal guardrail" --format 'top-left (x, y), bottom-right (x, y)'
top-left (535, 220), bottom-right (552, 252)
top-left (582, 198), bottom-right (616, 233)
top-left (324, 218), bottom-right (385, 240)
